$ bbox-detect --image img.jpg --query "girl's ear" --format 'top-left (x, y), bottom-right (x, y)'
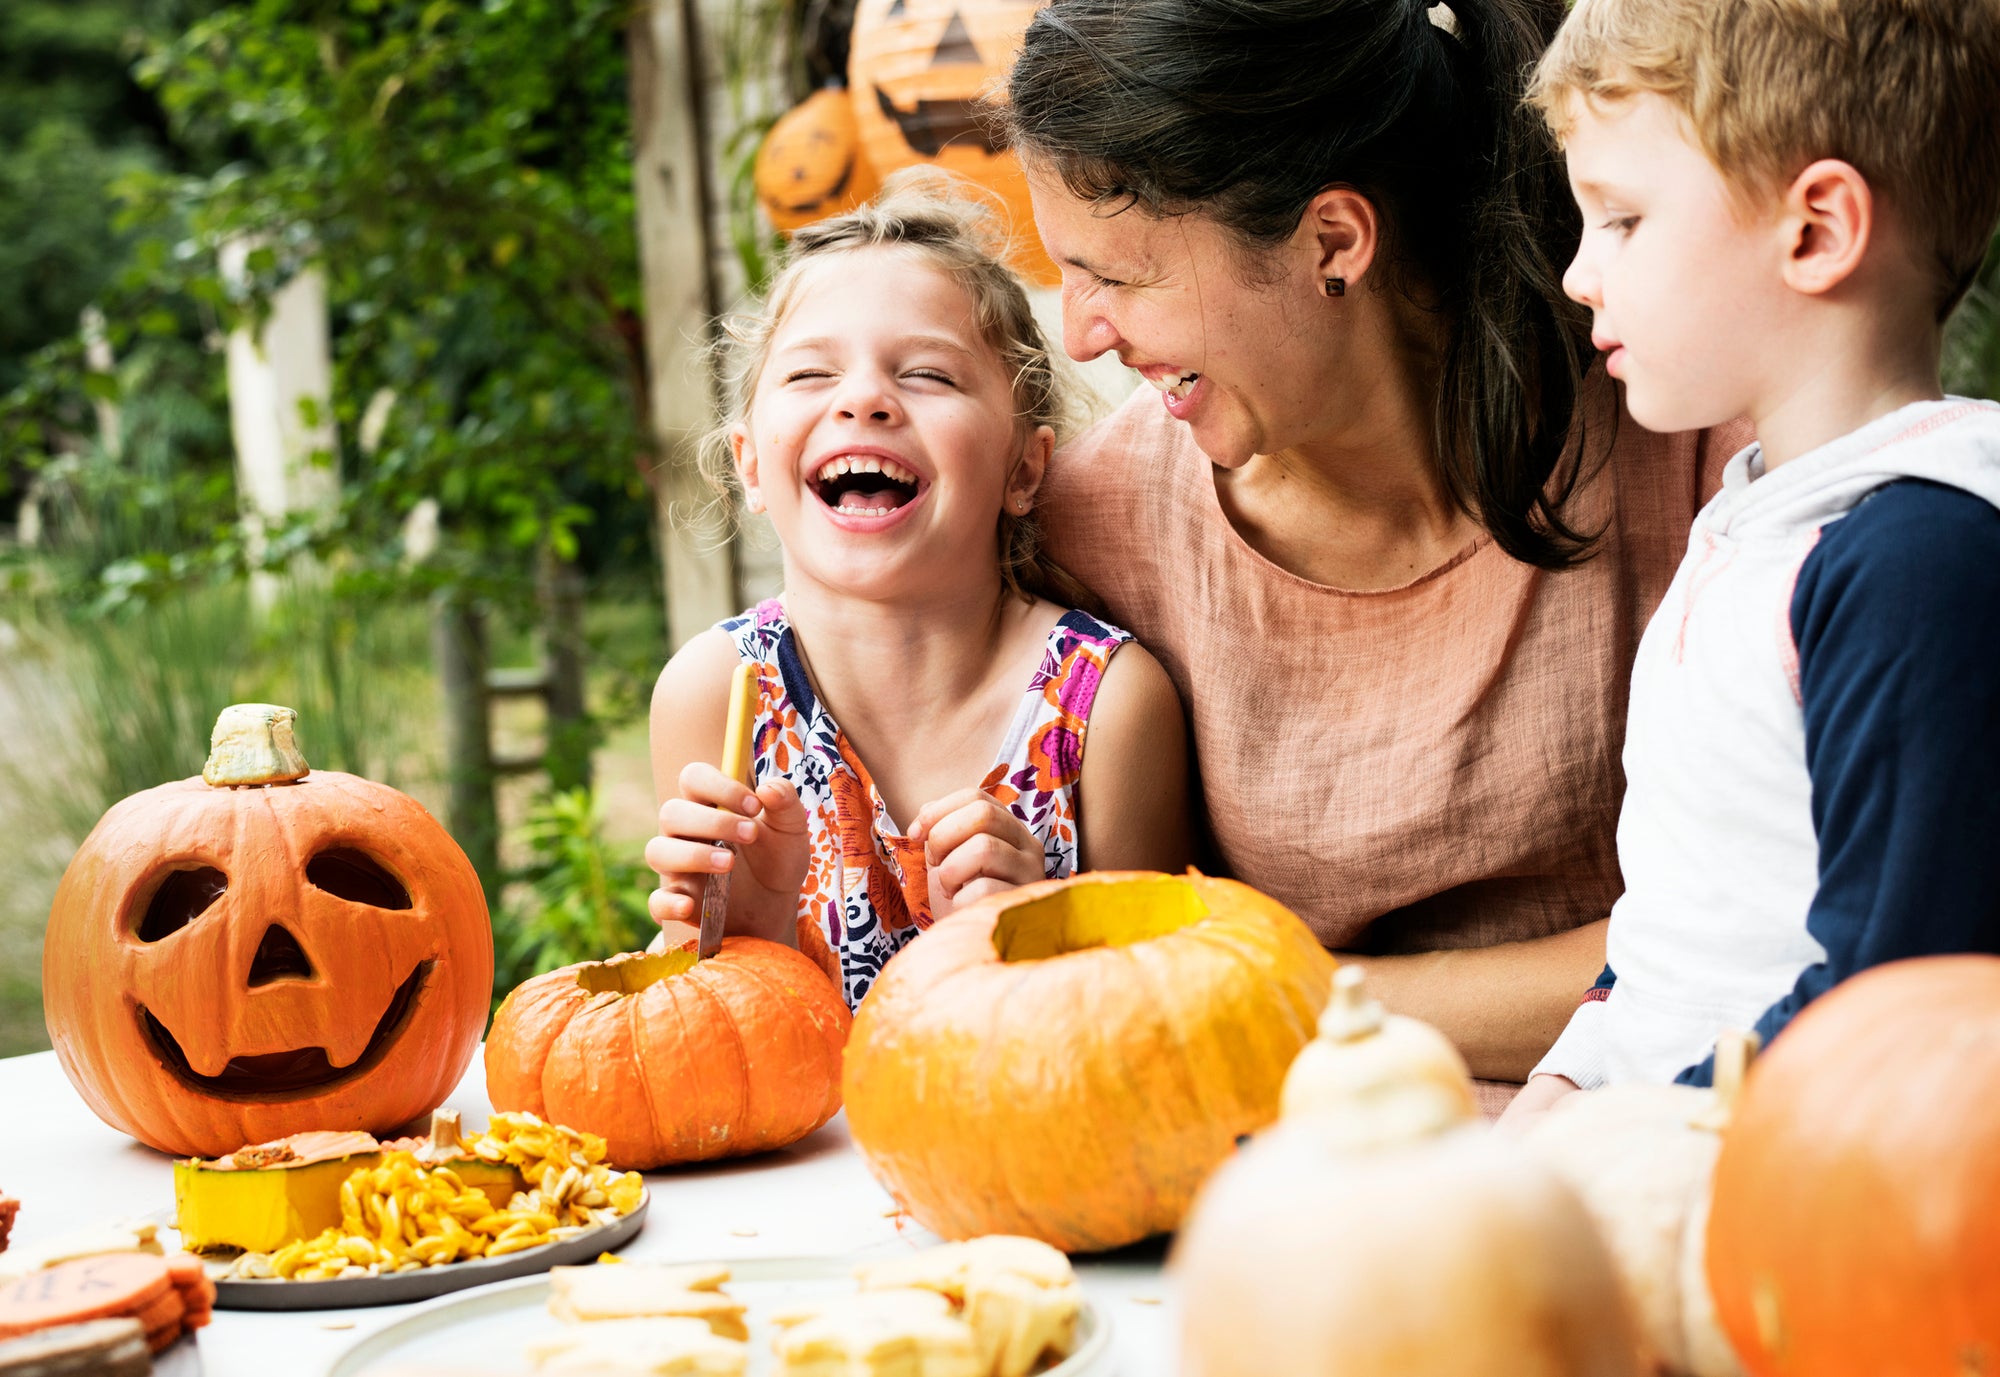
top-left (1008, 424), bottom-right (1057, 513)
top-left (731, 423), bottom-right (765, 514)
top-left (1300, 187), bottom-right (1381, 295)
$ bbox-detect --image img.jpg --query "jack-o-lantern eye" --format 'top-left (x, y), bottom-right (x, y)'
top-left (135, 866), bottom-right (228, 943)
top-left (305, 848), bottom-right (412, 911)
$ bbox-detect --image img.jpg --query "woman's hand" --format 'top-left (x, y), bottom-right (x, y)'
top-left (911, 788), bottom-right (1046, 920)
top-left (1494, 1073), bottom-right (1581, 1132)
top-left (646, 763), bottom-right (810, 947)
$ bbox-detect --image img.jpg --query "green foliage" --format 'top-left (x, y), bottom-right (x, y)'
top-left (494, 787), bottom-right (656, 1004)
top-left (1945, 234), bottom-right (2000, 403)
top-left (119, 0), bottom-right (655, 601)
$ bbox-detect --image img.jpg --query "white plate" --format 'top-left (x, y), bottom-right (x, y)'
top-left (326, 1254), bottom-right (1112, 1376)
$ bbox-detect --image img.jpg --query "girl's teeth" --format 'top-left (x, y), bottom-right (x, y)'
top-left (1149, 371), bottom-right (1200, 401)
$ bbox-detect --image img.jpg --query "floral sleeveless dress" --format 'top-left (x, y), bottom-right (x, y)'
top-left (718, 598), bottom-right (1133, 1010)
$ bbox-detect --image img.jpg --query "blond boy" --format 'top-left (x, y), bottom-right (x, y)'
top-left (1505, 0), bottom-right (2000, 1120)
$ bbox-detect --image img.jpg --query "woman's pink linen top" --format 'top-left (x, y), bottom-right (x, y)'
top-left (1039, 384), bottom-right (1746, 954)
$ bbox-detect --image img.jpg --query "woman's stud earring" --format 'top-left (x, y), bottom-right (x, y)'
top-left (1324, 277), bottom-right (1346, 298)
top-left (745, 489), bottom-right (765, 514)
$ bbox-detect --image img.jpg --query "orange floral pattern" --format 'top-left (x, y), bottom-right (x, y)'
top-left (719, 600), bottom-right (1131, 1008)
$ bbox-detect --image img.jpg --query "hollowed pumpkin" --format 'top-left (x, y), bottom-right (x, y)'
top-left (42, 705), bottom-right (492, 1159)
top-left (1704, 956), bottom-right (2000, 1377)
top-left (842, 871), bottom-right (1336, 1252)
top-left (847, 0), bottom-right (1057, 283)
top-left (484, 937), bottom-right (851, 1169)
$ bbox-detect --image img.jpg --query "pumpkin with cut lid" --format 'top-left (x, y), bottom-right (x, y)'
top-left (484, 936), bottom-right (851, 1169)
top-left (842, 871), bottom-right (1336, 1252)
top-left (41, 705), bottom-right (493, 1159)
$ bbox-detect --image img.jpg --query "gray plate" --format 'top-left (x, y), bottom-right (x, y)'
top-left (215, 1192), bottom-right (648, 1311)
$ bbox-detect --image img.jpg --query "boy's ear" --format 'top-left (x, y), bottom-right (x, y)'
top-left (1009, 424), bottom-right (1056, 511)
top-left (730, 424), bottom-right (764, 514)
top-left (1779, 159), bottom-right (1873, 297)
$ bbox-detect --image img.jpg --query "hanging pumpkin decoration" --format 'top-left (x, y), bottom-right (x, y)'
top-left (484, 937), bottom-right (851, 1170)
top-left (1176, 1121), bottom-right (1642, 1377)
top-left (1520, 1033), bottom-right (1755, 1377)
top-left (1279, 964), bottom-right (1478, 1148)
top-left (1705, 957), bottom-right (2000, 1377)
top-left (41, 705), bottom-right (493, 1160)
top-left (756, 84), bottom-right (883, 234)
top-left (842, 871), bottom-right (1336, 1252)
top-left (847, 0), bottom-right (1058, 283)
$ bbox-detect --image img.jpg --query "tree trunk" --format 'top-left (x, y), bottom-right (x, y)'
top-left (537, 546), bottom-right (592, 793)
top-left (629, 0), bottom-right (738, 652)
top-left (431, 589), bottom-right (500, 903)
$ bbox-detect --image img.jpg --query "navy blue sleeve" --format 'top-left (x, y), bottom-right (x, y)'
top-left (1676, 479), bottom-right (2000, 1086)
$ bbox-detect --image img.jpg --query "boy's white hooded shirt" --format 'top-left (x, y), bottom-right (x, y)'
top-left (1537, 398), bottom-right (2000, 1089)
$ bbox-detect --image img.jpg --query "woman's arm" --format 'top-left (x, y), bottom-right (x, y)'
top-left (1340, 918), bottom-right (1609, 1083)
top-left (1075, 643), bottom-right (1195, 873)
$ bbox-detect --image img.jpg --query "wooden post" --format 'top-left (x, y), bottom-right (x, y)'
top-left (431, 589), bottom-right (501, 904)
top-left (629, 0), bottom-right (738, 652)
top-left (536, 547), bottom-right (592, 793)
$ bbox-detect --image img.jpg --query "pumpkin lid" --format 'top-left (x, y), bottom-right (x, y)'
top-left (202, 704), bottom-right (309, 787)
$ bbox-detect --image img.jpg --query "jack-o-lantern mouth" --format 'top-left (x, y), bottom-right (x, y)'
top-left (873, 86), bottom-right (1004, 159)
top-left (138, 959), bottom-right (434, 1101)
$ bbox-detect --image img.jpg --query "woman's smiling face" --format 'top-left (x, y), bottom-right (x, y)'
top-left (1026, 163), bottom-right (1348, 470)
top-left (734, 246), bottom-right (1047, 602)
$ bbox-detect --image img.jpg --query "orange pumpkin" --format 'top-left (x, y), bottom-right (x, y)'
top-left (847, 0), bottom-right (1057, 283)
top-left (756, 85), bottom-right (883, 233)
top-left (1705, 956), bottom-right (2000, 1377)
top-left (484, 937), bottom-right (851, 1169)
top-left (842, 871), bottom-right (1335, 1252)
top-left (41, 705), bottom-right (492, 1159)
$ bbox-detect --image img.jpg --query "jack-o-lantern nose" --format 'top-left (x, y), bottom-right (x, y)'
top-left (248, 924), bottom-right (315, 986)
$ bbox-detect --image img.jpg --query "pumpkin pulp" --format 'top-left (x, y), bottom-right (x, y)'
top-left (991, 874), bottom-right (1210, 962)
top-left (572, 949), bottom-right (698, 995)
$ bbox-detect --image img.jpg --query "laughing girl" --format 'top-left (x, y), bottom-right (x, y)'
top-left (644, 182), bottom-right (1192, 1009)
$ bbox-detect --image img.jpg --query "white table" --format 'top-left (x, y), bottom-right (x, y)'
top-left (0, 1050), bottom-right (1174, 1375)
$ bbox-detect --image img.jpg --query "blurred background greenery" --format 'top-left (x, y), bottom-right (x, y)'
top-left (1, 0), bottom-right (1997, 1060)
top-left (0, 0), bottom-right (833, 1055)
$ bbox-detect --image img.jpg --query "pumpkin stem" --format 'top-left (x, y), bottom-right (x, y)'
top-left (1316, 965), bottom-right (1385, 1042)
top-left (203, 704), bottom-right (309, 787)
top-left (428, 1108), bottom-right (464, 1156)
top-left (1711, 1028), bottom-right (1761, 1117)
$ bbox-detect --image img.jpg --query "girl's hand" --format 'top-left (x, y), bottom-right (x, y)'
top-left (911, 788), bottom-right (1046, 920)
top-left (1494, 1073), bottom-right (1582, 1132)
top-left (646, 763), bottom-right (810, 947)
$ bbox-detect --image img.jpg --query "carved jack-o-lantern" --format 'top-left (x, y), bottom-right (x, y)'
top-left (848, 0), bottom-right (1058, 283)
top-left (42, 705), bottom-right (493, 1159)
top-left (756, 85), bottom-right (883, 234)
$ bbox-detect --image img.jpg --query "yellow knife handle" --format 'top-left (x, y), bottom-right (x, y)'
top-left (719, 661), bottom-right (757, 787)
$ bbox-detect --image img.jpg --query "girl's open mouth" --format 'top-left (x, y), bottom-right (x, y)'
top-left (811, 455), bottom-right (923, 516)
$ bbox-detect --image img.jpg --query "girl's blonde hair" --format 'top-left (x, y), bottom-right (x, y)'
top-left (701, 168), bottom-right (1098, 609)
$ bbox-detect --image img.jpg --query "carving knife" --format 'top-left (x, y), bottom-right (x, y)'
top-left (698, 661), bottom-right (758, 961)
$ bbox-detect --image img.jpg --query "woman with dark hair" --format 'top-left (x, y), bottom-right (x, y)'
top-left (1008, 0), bottom-right (1746, 1106)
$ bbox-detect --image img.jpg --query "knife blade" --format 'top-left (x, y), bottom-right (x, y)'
top-left (698, 661), bottom-right (758, 961)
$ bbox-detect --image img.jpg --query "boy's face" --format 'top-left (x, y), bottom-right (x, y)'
top-left (1559, 91), bottom-right (1792, 434)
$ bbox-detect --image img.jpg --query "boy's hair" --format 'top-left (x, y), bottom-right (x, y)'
top-left (1530, 0), bottom-right (2000, 315)
top-left (702, 168), bottom-right (1095, 609)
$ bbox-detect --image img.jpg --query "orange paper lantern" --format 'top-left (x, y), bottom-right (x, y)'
top-left (756, 85), bottom-right (883, 233)
top-left (41, 705), bottom-right (493, 1159)
top-left (847, 0), bottom-right (1058, 283)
